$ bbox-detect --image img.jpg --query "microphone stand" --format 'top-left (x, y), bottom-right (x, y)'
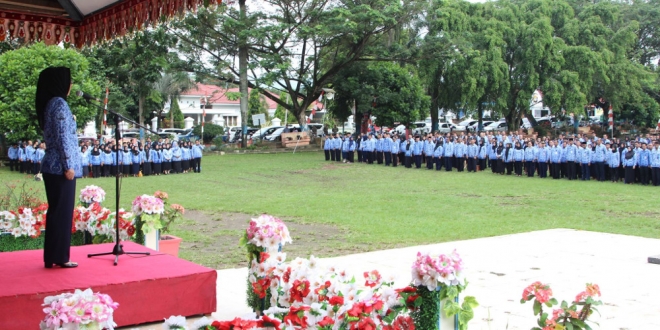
top-left (85, 100), bottom-right (157, 265)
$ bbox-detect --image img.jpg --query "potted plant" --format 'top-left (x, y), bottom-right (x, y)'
top-left (154, 191), bottom-right (185, 257)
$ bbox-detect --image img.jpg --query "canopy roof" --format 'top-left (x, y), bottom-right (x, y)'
top-left (0, 0), bottom-right (220, 48)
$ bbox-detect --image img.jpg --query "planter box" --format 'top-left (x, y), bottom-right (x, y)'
top-left (0, 231), bottom-right (86, 252)
top-left (159, 234), bottom-right (182, 257)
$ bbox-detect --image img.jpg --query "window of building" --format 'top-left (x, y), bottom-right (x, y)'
top-left (223, 116), bottom-right (238, 126)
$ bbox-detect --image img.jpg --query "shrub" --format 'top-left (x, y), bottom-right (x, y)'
top-left (534, 125), bottom-right (548, 138)
top-left (192, 123), bottom-right (224, 143)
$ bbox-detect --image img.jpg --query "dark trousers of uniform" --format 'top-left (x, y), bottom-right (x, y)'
top-left (347, 151), bottom-right (355, 163)
top-left (21, 161), bottom-right (30, 173)
top-left (377, 152), bottom-right (383, 164)
top-left (414, 155), bottom-right (422, 168)
top-left (342, 152), bottom-right (348, 161)
top-left (33, 162), bottom-right (42, 174)
top-left (335, 150), bottom-right (342, 162)
top-left (435, 157), bottom-right (442, 171)
top-left (479, 159), bottom-right (487, 172)
top-left (595, 162), bottom-right (605, 181)
top-left (426, 156), bottom-right (434, 169)
top-left (640, 166), bottom-right (650, 185)
top-left (172, 161), bottom-right (182, 173)
top-left (444, 156), bottom-right (453, 171)
top-left (330, 149), bottom-right (336, 161)
top-left (538, 162), bottom-right (548, 178)
top-left (143, 162), bottom-right (152, 176)
top-left (467, 158), bottom-right (476, 172)
top-left (625, 166), bottom-right (635, 184)
top-left (405, 156), bottom-right (412, 168)
top-left (619, 165), bottom-right (625, 181)
top-left (392, 153), bottom-right (398, 167)
top-left (325, 150), bottom-right (330, 161)
top-left (506, 162), bottom-right (513, 175)
top-left (82, 166), bottom-right (90, 178)
top-left (652, 167), bottom-right (660, 186)
top-left (611, 166), bottom-right (620, 182)
top-left (456, 157), bottom-right (465, 172)
top-left (514, 161), bottom-right (523, 176)
top-left (398, 152), bottom-right (405, 166)
top-left (43, 173), bottom-right (76, 266)
top-left (497, 159), bottom-right (505, 174)
top-left (367, 152), bottom-right (374, 164)
top-left (567, 161), bottom-right (576, 180)
top-left (526, 161), bottom-right (535, 177)
top-left (92, 165), bottom-right (101, 178)
top-left (9, 159), bottom-right (17, 171)
top-left (357, 150), bottom-right (362, 162)
top-left (560, 162), bottom-right (567, 178)
top-left (604, 166), bottom-right (610, 181)
top-left (154, 163), bottom-right (162, 174)
top-left (384, 152), bottom-right (392, 166)
top-left (103, 165), bottom-right (111, 177)
top-left (581, 163), bottom-right (590, 180)
top-left (635, 166), bottom-right (640, 183)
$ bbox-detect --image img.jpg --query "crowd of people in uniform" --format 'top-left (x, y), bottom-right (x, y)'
top-left (323, 130), bottom-right (660, 186)
top-left (7, 137), bottom-right (204, 178)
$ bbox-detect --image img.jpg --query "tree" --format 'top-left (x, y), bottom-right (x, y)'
top-left (0, 43), bottom-right (101, 141)
top-left (153, 71), bottom-right (196, 129)
top-left (169, 0), bottom-right (424, 141)
top-left (273, 92), bottom-right (294, 124)
top-left (248, 88), bottom-right (269, 120)
top-left (170, 100), bottom-right (185, 128)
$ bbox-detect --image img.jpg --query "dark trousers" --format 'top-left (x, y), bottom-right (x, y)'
top-left (405, 156), bottom-right (412, 168)
top-left (467, 158), bottom-right (476, 172)
top-left (347, 151), bottom-right (355, 163)
top-left (9, 159), bottom-right (17, 171)
top-left (367, 152), bottom-right (374, 164)
top-left (595, 162), bottom-right (605, 181)
top-left (398, 152), bottom-right (404, 165)
top-left (392, 152), bottom-right (398, 167)
top-left (435, 157), bottom-right (442, 171)
top-left (444, 156), bottom-right (453, 171)
top-left (143, 162), bottom-right (152, 176)
top-left (514, 161), bottom-right (523, 176)
top-left (194, 158), bottom-right (202, 173)
top-left (426, 156), bottom-right (434, 169)
top-left (506, 162), bottom-right (513, 175)
top-left (456, 157), bottom-right (465, 172)
top-left (325, 150), bottom-right (330, 161)
top-left (538, 162), bottom-right (548, 178)
top-left (479, 159), bottom-right (487, 171)
top-left (581, 163), bottom-right (590, 180)
top-left (335, 150), bottom-right (342, 162)
top-left (414, 155), bottom-right (422, 168)
top-left (92, 165), bottom-right (101, 178)
top-left (33, 162), bottom-right (41, 174)
top-left (640, 166), bottom-right (650, 185)
top-left (526, 161), bottom-right (535, 177)
top-left (342, 151), bottom-right (348, 161)
top-left (384, 152), bottom-right (392, 166)
top-left (103, 165), bottom-right (111, 177)
top-left (357, 150), bottom-right (362, 162)
top-left (611, 166), bottom-right (620, 182)
top-left (330, 149), bottom-right (336, 161)
top-left (377, 152), bottom-right (383, 164)
top-left (652, 167), bottom-right (660, 186)
top-left (497, 159), bottom-right (505, 174)
top-left (567, 161), bottom-right (576, 180)
top-left (82, 166), bottom-right (89, 178)
top-left (43, 173), bottom-right (76, 265)
top-left (625, 166), bottom-right (635, 184)
top-left (491, 159), bottom-right (498, 173)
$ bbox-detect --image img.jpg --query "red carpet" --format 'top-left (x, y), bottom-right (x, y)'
top-left (0, 242), bottom-right (217, 329)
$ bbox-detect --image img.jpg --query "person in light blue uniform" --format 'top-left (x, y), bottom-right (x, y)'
top-left (477, 139), bottom-right (487, 172)
top-left (412, 135), bottom-right (423, 168)
top-left (8, 143), bottom-right (19, 171)
top-left (650, 142), bottom-right (660, 186)
top-left (171, 142), bottom-right (183, 173)
top-left (564, 140), bottom-right (578, 180)
top-left (488, 139), bottom-right (498, 173)
top-left (391, 134), bottom-right (399, 167)
top-left (424, 135), bottom-right (435, 170)
top-left (504, 142), bottom-right (514, 175)
top-left (341, 133), bottom-right (351, 162)
top-left (192, 140), bottom-right (204, 173)
top-left (34, 143), bottom-right (46, 174)
top-left (18, 143), bottom-right (27, 173)
top-left (101, 146), bottom-right (113, 177)
top-left (622, 145), bottom-right (636, 184)
top-left (152, 144), bottom-right (162, 175)
top-left (579, 142), bottom-right (592, 181)
top-left (593, 140), bottom-right (607, 181)
top-left (549, 141), bottom-right (561, 179)
top-left (142, 145), bottom-right (153, 176)
top-left (121, 146), bottom-right (132, 176)
top-left (363, 134), bottom-right (374, 164)
top-left (466, 139), bottom-right (478, 172)
top-left (524, 141), bottom-right (536, 177)
top-left (513, 142), bottom-right (524, 176)
top-left (537, 142), bottom-right (548, 178)
top-left (637, 142), bottom-right (651, 185)
top-left (404, 136), bottom-right (414, 168)
top-left (324, 134), bottom-right (332, 161)
top-left (433, 138), bottom-right (444, 171)
top-left (89, 145), bottom-right (102, 178)
top-left (383, 133), bottom-right (393, 166)
top-left (130, 146), bottom-right (142, 176)
top-left (609, 143), bottom-right (620, 182)
top-left (328, 135), bottom-right (336, 161)
top-left (25, 141), bottom-right (35, 174)
top-left (375, 134), bottom-right (383, 164)
top-left (454, 139), bottom-right (467, 172)
top-left (181, 143), bottom-right (191, 173)
top-left (80, 145), bottom-right (90, 178)
top-left (444, 139), bottom-right (455, 171)
top-left (398, 135), bottom-right (407, 165)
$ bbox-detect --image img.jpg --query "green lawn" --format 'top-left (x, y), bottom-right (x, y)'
top-left (2, 152), bottom-right (658, 267)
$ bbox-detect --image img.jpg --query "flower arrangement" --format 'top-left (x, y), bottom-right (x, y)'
top-left (132, 194), bottom-right (165, 234)
top-left (0, 203), bottom-right (48, 238)
top-left (73, 202), bottom-right (136, 243)
top-left (521, 282), bottom-right (602, 330)
top-left (243, 214), bottom-right (293, 251)
top-left (40, 288), bottom-right (118, 330)
top-left (79, 185), bottom-right (106, 205)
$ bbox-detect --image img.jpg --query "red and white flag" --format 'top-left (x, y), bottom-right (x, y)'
top-left (103, 87), bottom-right (109, 128)
top-left (608, 105), bottom-right (613, 132)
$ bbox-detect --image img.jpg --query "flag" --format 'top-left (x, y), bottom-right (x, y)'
top-left (608, 105), bottom-right (613, 132)
top-left (657, 118), bottom-right (660, 130)
top-left (202, 108), bottom-right (206, 127)
top-left (317, 91), bottom-right (325, 102)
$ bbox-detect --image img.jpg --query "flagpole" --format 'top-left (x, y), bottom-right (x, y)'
top-left (103, 85), bottom-right (109, 141)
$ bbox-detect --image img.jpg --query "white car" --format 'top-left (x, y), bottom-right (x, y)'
top-left (437, 123), bottom-right (466, 133)
top-left (467, 121), bottom-right (493, 132)
top-left (412, 121), bottom-right (431, 135)
top-left (226, 126), bottom-right (242, 141)
top-left (458, 119), bottom-right (477, 128)
top-left (484, 121), bottom-right (508, 132)
top-left (159, 128), bottom-right (190, 135)
top-left (252, 126), bottom-right (284, 140)
top-left (264, 127), bottom-right (286, 141)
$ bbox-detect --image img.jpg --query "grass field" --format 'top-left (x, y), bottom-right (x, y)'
top-left (2, 152), bottom-right (658, 268)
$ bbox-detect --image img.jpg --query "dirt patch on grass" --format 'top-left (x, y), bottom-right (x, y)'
top-left (176, 211), bottom-right (369, 269)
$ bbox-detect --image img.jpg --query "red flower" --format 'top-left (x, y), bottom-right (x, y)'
top-left (315, 280), bottom-right (332, 301)
top-left (289, 279), bottom-right (311, 303)
top-left (283, 305), bottom-right (310, 328)
top-left (252, 278), bottom-right (271, 299)
top-left (126, 225), bottom-right (136, 236)
top-left (283, 267), bottom-right (292, 283)
top-left (347, 302), bottom-right (364, 318)
top-left (317, 316), bottom-right (335, 327)
top-left (261, 314), bottom-right (281, 329)
top-left (329, 295), bottom-right (345, 306)
top-left (364, 270), bottom-right (381, 288)
top-left (351, 317), bottom-right (377, 330)
top-left (260, 252), bottom-right (270, 263)
top-left (395, 286), bottom-right (416, 294)
top-left (392, 316), bottom-right (415, 330)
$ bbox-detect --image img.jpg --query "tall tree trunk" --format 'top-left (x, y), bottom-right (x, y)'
top-left (170, 98), bottom-right (174, 128)
top-left (477, 97), bottom-right (484, 131)
top-left (139, 94), bottom-right (145, 143)
top-left (430, 85), bottom-right (439, 132)
top-left (354, 101), bottom-right (360, 135)
top-left (239, 0), bottom-right (249, 148)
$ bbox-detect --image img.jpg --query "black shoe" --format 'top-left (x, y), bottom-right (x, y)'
top-left (45, 261), bottom-right (78, 269)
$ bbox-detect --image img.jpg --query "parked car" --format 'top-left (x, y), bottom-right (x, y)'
top-left (412, 121), bottom-right (431, 135)
top-left (159, 128), bottom-right (191, 136)
top-left (252, 126), bottom-right (284, 140)
top-left (484, 121), bottom-right (508, 132)
top-left (467, 121), bottom-right (493, 132)
top-left (226, 126), bottom-right (242, 141)
top-left (437, 123), bottom-right (466, 133)
top-left (264, 127), bottom-right (286, 141)
top-left (177, 131), bottom-right (200, 142)
top-left (307, 123), bottom-right (325, 137)
top-left (458, 119), bottom-right (478, 128)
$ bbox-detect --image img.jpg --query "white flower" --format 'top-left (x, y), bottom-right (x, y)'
top-left (11, 227), bottom-right (22, 237)
top-left (163, 315), bottom-right (187, 329)
top-left (192, 317), bottom-right (211, 329)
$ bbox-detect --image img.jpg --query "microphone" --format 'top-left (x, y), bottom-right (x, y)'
top-left (76, 90), bottom-right (102, 103)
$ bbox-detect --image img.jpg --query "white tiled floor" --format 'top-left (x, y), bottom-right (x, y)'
top-left (126, 229), bottom-right (660, 329)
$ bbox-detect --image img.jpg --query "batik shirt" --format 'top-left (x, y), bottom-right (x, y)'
top-left (41, 97), bottom-right (82, 177)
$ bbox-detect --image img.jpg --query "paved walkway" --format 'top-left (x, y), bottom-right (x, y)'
top-left (127, 229), bottom-right (660, 329)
